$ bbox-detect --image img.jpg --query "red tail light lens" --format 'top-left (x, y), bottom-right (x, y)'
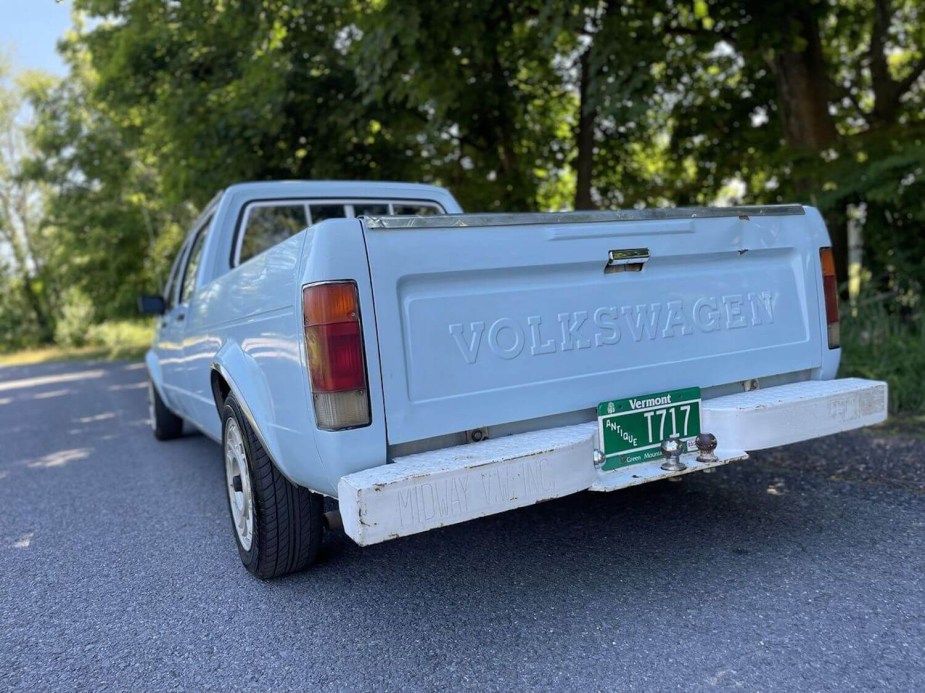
top-left (819, 247), bottom-right (840, 349)
top-left (305, 322), bottom-right (366, 391)
top-left (302, 282), bottom-right (370, 429)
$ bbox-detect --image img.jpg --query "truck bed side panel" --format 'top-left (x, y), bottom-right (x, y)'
top-left (183, 219), bottom-right (387, 495)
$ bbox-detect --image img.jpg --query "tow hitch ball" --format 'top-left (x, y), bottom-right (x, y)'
top-left (695, 432), bottom-right (718, 463)
top-left (660, 437), bottom-right (686, 472)
top-left (660, 432), bottom-right (719, 472)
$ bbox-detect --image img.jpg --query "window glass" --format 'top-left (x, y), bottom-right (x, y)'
top-left (352, 203), bottom-right (390, 217)
top-left (393, 203), bottom-right (441, 216)
top-left (309, 204), bottom-right (348, 224)
top-left (240, 204), bottom-right (308, 264)
top-left (179, 217), bottom-right (211, 304)
top-left (164, 241), bottom-right (188, 311)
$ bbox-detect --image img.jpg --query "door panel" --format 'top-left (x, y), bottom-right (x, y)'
top-left (169, 216), bottom-right (211, 420)
top-left (156, 242), bottom-right (191, 415)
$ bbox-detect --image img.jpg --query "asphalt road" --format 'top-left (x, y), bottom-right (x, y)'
top-left (2, 360), bottom-right (923, 691)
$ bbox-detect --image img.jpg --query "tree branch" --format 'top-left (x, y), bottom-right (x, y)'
top-left (896, 54), bottom-right (925, 97)
top-left (407, 107), bottom-right (488, 154)
top-left (828, 76), bottom-right (867, 120)
top-left (662, 24), bottom-right (738, 48)
top-left (868, 0), bottom-right (894, 104)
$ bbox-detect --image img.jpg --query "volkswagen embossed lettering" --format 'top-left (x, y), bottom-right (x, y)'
top-left (597, 387), bottom-right (702, 471)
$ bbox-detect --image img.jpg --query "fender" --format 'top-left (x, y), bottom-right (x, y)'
top-left (145, 349), bottom-right (177, 413)
top-left (211, 340), bottom-right (284, 478)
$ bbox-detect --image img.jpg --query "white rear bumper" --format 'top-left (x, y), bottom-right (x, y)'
top-left (702, 378), bottom-right (888, 450)
top-left (338, 378), bottom-right (887, 546)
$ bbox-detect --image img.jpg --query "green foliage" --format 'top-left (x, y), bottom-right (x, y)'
top-left (0, 63), bottom-right (57, 344)
top-left (54, 287), bottom-right (95, 348)
top-left (840, 293), bottom-right (925, 414)
top-left (51, 282), bottom-right (151, 353)
top-left (22, 48), bottom-right (193, 320)
top-left (86, 319), bottom-right (153, 356)
top-left (0, 274), bottom-right (45, 351)
top-left (816, 129), bottom-right (925, 293)
top-left (652, 0), bottom-right (925, 286)
top-left (0, 0), bottom-right (921, 376)
top-left (356, 0), bottom-right (573, 211)
top-left (75, 0), bottom-right (428, 207)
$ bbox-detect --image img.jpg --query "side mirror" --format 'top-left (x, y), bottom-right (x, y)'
top-left (138, 295), bottom-right (166, 316)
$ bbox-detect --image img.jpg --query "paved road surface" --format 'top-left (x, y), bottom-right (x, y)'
top-left (2, 360), bottom-right (923, 690)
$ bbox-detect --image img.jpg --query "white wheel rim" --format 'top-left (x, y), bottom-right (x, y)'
top-left (224, 419), bottom-right (254, 551)
top-left (147, 382), bottom-right (156, 431)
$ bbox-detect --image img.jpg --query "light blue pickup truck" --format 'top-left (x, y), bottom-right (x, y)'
top-left (141, 180), bottom-right (887, 579)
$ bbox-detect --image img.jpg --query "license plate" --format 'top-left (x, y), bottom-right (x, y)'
top-left (597, 387), bottom-right (701, 471)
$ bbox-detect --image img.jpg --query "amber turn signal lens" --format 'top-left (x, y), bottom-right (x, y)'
top-left (303, 282), bottom-right (358, 326)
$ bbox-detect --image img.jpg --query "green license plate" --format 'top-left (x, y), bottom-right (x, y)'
top-left (597, 387), bottom-right (701, 471)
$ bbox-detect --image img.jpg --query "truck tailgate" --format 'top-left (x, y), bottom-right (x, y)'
top-left (362, 206), bottom-right (829, 445)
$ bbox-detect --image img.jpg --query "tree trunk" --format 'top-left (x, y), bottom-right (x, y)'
top-left (20, 278), bottom-right (52, 342)
top-left (574, 48), bottom-right (596, 211)
top-left (489, 50), bottom-right (530, 211)
top-left (5, 235), bottom-right (53, 342)
top-left (769, 6), bottom-right (846, 281)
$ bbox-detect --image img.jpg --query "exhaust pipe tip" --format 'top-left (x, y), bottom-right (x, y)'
top-left (323, 510), bottom-right (343, 532)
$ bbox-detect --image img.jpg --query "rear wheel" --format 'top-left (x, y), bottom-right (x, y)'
top-left (222, 394), bottom-right (324, 579)
top-left (148, 381), bottom-right (183, 440)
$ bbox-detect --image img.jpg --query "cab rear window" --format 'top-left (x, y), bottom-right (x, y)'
top-left (239, 205), bottom-right (309, 264)
top-left (234, 199), bottom-right (443, 266)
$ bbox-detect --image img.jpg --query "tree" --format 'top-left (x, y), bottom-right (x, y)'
top-left (628, 0), bottom-right (925, 286)
top-left (357, 0), bottom-right (575, 211)
top-left (23, 36), bottom-right (188, 319)
top-left (0, 64), bottom-right (55, 342)
top-left (73, 0), bottom-right (429, 208)
top-left (538, 1), bottom-right (668, 210)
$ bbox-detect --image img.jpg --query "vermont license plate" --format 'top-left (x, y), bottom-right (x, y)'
top-left (597, 387), bottom-right (701, 471)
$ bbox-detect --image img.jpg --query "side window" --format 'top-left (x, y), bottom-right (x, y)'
top-left (179, 216), bottom-right (212, 305)
top-left (163, 241), bottom-right (188, 311)
top-left (309, 204), bottom-right (348, 224)
top-left (393, 203), bottom-right (441, 216)
top-left (239, 204), bottom-right (308, 264)
top-left (352, 203), bottom-right (390, 217)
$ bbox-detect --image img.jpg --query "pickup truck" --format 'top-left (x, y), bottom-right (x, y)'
top-left (140, 179), bottom-right (888, 579)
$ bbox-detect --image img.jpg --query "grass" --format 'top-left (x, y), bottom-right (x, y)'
top-left (0, 320), bottom-right (152, 367)
top-left (838, 296), bottom-right (925, 416)
top-left (0, 343), bottom-right (149, 367)
top-left (864, 414), bottom-right (925, 439)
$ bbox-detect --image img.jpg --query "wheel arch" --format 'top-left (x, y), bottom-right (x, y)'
top-left (210, 342), bottom-right (284, 478)
top-left (210, 336), bottom-right (335, 497)
top-left (210, 368), bottom-right (232, 415)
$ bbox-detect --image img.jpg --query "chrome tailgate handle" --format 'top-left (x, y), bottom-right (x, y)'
top-left (606, 248), bottom-right (649, 273)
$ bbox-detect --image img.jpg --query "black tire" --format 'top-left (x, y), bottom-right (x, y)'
top-left (149, 381), bottom-right (183, 441)
top-left (222, 394), bottom-right (324, 579)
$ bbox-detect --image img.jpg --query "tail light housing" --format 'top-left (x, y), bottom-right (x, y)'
top-left (819, 247), bottom-right (840, 349)
top-left (302, 281), bottom-right (371, 429)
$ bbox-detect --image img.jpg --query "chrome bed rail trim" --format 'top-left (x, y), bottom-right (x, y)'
top-left (364, 205), bottom-right (806, 230)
